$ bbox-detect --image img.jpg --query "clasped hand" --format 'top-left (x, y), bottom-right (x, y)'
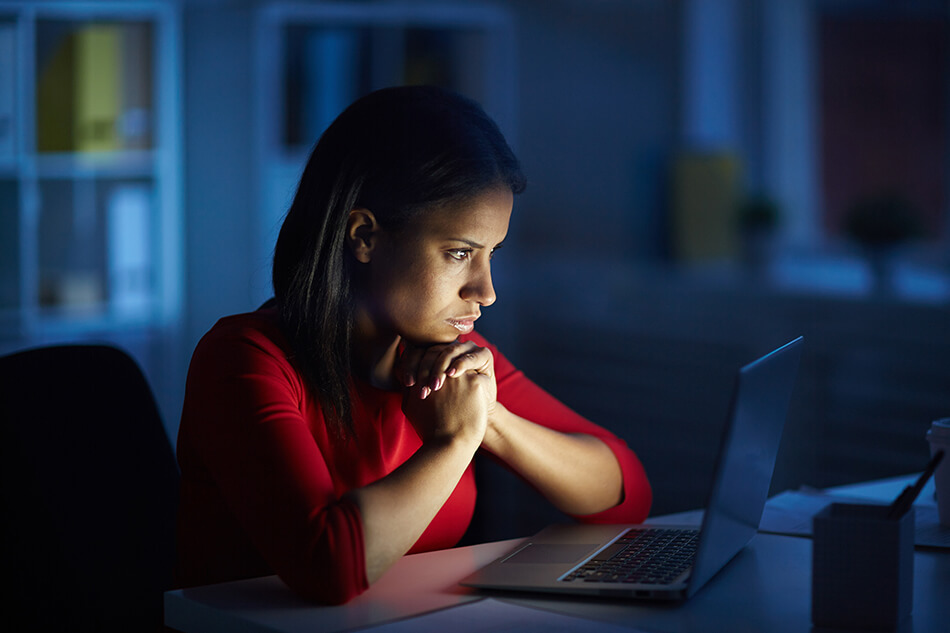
top-left (396, 340), bottom-right (497, 447)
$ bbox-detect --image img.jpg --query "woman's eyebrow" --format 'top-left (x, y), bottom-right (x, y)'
top-left (446, 238), bottom-right (506, 249)
top-left (447, 238), bottom-right (485, 249)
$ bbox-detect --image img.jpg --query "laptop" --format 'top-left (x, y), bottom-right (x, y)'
top-left (461, 336), bottom-right (803, 601)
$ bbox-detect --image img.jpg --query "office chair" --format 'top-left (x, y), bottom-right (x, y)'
top-left (0, 344), bottom-right (180, 632)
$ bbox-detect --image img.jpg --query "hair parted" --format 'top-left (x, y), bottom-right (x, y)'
top-left (272, 86), bottom-right (526, 437)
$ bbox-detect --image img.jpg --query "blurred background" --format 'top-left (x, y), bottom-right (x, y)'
top-left (1, 0), bottom-right (948, 540)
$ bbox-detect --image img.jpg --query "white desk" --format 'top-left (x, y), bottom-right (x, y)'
top-left (164, 539), bottom-right (511, 633)
top-left (165, 476), bottom-right (949, 633)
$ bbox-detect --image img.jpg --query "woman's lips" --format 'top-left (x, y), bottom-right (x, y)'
top-left (447, 316), bottom-right (478, 333)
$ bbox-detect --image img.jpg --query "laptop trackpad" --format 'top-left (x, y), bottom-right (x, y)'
top-left (503, 544), bottom-right (597, 564)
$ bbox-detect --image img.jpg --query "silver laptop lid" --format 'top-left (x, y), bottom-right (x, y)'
top-left (687, 336), bottom-right (803, 596)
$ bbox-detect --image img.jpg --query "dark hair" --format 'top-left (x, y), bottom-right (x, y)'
top-left (272, 86), bottom-right (526, 438)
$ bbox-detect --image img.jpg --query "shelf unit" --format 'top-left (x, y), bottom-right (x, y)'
top-left (0, 1), bottom-right (182, 346)
top-left (250, 1), bottom-right (516, 304)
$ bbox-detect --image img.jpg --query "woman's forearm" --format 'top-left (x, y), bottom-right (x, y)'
top-left (482, 403), bottom-right (624, 516)
top-left (347, 432), bottom-right (480, 584)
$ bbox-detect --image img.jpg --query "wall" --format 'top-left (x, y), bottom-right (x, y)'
top-left (172, 2), bottom-right (259, 431)
top-left (505, 0), bottom-right (680, 260)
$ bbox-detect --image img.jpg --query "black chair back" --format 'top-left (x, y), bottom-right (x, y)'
top-left (0, 345), bottom-right (179, 632)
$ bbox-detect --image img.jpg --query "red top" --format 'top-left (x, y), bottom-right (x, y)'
top-left (175, 308), bottom-right (651, 604)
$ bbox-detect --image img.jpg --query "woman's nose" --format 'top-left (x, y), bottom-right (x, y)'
top-left (461, 260), bottom-right (496, 306)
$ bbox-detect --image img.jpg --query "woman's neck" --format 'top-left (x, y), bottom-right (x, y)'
top-left (352, 307), bottom-right (401, 391)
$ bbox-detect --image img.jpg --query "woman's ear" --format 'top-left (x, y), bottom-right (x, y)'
top-left (346, 208), bottom-right (379, 263)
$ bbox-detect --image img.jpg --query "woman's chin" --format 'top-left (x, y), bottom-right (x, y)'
top-left (402, 332), bottom-right (461, 347)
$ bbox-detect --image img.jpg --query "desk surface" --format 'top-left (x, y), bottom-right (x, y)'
top-left (165, 476), bottom-right (950, 633)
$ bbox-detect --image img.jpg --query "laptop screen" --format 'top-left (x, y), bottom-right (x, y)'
top-left (687, 337), bottom-right (803, 596)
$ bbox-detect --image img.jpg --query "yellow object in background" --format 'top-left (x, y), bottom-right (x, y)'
top-left (36, 23), bottom-right (125, 153)
top-left (671, 152), bottom-right (741, 263)
top-left (75, 24), bottom-right (120, 152)
top-left (36, 28), bottom-right (76, 152)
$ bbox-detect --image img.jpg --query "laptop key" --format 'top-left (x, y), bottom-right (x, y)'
top-left (564, 528), bottom-right (699, 584)
top-left (591, 543), bottom-right (629, 562)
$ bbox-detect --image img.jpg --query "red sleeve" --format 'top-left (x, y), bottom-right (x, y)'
top-left (465, 332), bottom-right (652, 523)
top-left (179, 321), bottom-right (367, 604)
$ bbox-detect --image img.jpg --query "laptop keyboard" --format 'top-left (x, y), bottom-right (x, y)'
top-left (561, 527), bottom-right (700, 585)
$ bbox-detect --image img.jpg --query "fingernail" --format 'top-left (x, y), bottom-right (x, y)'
top-left (404, 374), bottom-right (415, 387)
top-left (446, 367), bottom-right (457, 377)
top-left (431, 376), bottom-right (443, 391)
top-left (420, 386), bottom-right (430, 399)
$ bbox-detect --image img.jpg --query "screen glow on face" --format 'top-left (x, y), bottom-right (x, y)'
top-left (364, 187), bottom-right (513, 345)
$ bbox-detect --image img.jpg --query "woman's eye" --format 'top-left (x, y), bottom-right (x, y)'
top-left (448, 249), bottom-right (471, 261)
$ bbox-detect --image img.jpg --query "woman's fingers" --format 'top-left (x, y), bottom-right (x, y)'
top-left (425, 344), bottom-right (484, 388)
top-left (396, 342), bottom-right (452, 395)
top-left (423, 344), bottom-right (494, 400)
top-left (417, 343), bottom-right (472, 398)
top-left (394, 344), bottom-right (425, 388)
top-left (444, 347), bottom-right (493, 379)
top-left (401, 368), bottom-right (491, 445)
top-left (398, 340), bottom-right (492, 399)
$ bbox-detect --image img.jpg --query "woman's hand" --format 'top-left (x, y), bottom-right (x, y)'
top-left (398, 342), bottom-right (625, 516)
top-left (397, 340), bottom-right (496, 446)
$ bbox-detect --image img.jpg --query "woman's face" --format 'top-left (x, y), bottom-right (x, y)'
top-left (357, 186), bottom-right (513, 345)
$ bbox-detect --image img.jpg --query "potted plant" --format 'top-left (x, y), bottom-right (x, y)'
top-left (842, 192), bottom-right (923, 293)
top-left (736, 195), bottom-right (781, 274)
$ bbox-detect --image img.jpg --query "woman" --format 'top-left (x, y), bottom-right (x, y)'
top-left (174, 86), bottom-right (651, 604)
